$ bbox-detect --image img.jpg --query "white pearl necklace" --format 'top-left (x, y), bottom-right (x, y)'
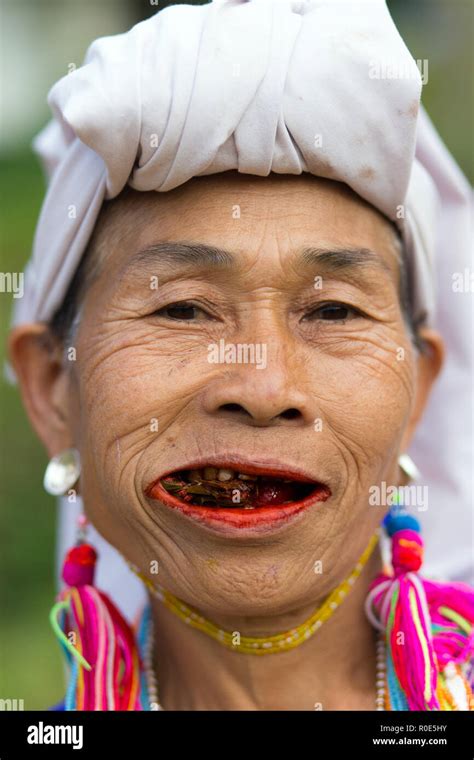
top-left (375, 633), bottom-right (387, 711)
top-left (142, 620), bottom-right (387, 712)
top-left (143, 611), bottom-right (163, 711)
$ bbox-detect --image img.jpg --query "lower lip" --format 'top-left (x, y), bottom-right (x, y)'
top-left (145, 480), bottom-right (331, 535)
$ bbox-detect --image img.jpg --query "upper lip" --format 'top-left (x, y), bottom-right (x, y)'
top-left (144, 454), bottom-right (328, 494)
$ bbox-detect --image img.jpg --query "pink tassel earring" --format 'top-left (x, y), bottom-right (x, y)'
top-left (49, 513), bottom-right (145, 710)
top-left (365, 464), bottom-right (474, 710)
top-left (45, 450), bottom-right (145, 710)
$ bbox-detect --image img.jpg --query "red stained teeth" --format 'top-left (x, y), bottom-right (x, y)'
top-left (159, 468), bottom-right (316, 509)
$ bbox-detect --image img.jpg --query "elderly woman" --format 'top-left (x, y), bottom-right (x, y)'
top-left (7, 0), bottom-right (473, 711)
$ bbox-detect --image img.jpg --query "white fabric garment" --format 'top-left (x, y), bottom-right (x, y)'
top-left (8, 0), bottom-right (473, 611)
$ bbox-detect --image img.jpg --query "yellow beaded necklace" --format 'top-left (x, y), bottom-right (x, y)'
top-left (130, 530), bottom-right (380, 655)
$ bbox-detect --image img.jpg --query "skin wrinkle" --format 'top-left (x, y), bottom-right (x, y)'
top-left (8, 171), bottom-right (445, 710)
top-left (346, 338), bottom-right (414, 392)
top-left (50, 180), bottom-right (415, 350)
top-left (118, 242), bottom-right (394, 286)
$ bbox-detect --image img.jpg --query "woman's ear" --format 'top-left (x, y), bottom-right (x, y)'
top-left (8, 324), bottom-right (76, 458)
top-left (400, 328), bottom-right (445, 452)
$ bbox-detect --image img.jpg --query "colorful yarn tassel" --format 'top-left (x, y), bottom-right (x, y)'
top-left (50, 541), bottom-right (145, 710)
top-left (365, 509), bottom-right (474, 711)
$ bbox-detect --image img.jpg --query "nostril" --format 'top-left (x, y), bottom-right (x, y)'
top-left (280, 408), bottom-right (301, 420)
top-left (220, 403), bottom-right (249, 415)
top-left (218, 404), bottom-right (303, 422)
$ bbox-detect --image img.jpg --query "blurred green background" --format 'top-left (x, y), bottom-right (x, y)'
top-left (0, 0), bottom-right (472, 709)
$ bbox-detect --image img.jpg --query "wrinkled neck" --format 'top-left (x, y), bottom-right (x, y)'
top-left (147, 546), bottom-right (383, 710)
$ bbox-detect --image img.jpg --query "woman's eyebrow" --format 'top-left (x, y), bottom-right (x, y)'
top-left (120, 241), bottom-right (235, 275)
top-left (119, 240), bottom-right (394, 279)
top-left (299, 246), bottom-right (394, 276)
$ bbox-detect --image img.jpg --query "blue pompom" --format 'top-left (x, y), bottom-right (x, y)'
top-left (383, 511), bottom-right (420, 536)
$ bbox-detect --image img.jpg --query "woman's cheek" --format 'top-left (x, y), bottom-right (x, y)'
top-left (311, 336), bottom-right (416, 466)
top-left (76, 341), bottom-right (216, 483)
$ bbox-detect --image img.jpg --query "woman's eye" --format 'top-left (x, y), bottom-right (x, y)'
top-left (153, 302), bottom-right (211, 321)
top-left (303, 302), bottom-right (360, 322)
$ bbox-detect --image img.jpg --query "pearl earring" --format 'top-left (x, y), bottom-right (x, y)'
top-left (43, 448), bottom-right (81, 496)
top-left (397, 453), bottom-right (420, 482)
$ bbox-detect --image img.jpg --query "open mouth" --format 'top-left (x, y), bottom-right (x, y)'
top-left (151, 465), bottom-right (329, 509)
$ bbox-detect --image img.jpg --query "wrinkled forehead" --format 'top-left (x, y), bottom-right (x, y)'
top-left (87, 172), bottom-right (402, 280)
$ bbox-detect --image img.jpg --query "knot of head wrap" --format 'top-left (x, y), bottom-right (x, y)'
top-left (49, 0), bottom-right (421, 210)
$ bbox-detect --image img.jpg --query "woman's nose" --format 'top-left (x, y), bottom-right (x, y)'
top-left (200, 362), bottom-right (315, 428)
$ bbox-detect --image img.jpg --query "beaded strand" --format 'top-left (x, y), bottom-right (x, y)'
top-left (375, 633), bottom-right (387, 711)
top-left (132, 531), bottom-right (380, 656)
top-left (141, 614), bottom-right (390, 711)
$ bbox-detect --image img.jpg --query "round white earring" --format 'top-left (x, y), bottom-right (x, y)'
top-left (43, 448), bottom-right (81, 496)
top-left (398, 453), bottom-right (420, 482)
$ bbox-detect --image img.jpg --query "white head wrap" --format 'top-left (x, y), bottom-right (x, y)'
top-left (9, 0), bottom-right (472, 619)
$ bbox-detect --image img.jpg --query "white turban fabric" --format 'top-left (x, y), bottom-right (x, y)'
top-left (9, 0), bottom-right (472, 619)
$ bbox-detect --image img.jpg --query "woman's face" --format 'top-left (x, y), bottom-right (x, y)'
top-left (12, 172), bottom-right (442, 619)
